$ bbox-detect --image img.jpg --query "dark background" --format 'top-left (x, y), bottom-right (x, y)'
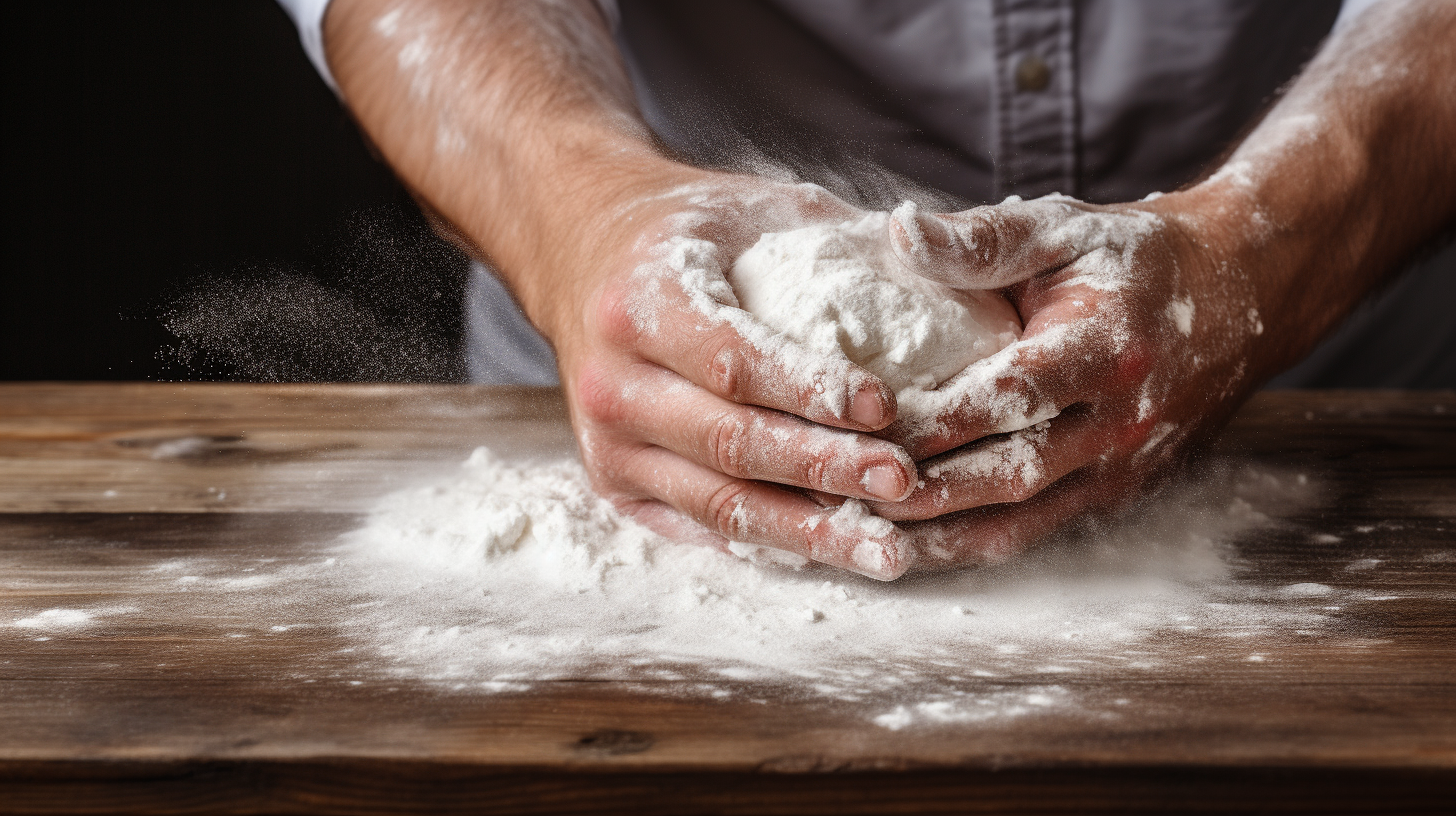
top-left (2, 1), bottom-right (467, 382)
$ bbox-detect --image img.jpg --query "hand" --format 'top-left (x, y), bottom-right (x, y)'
top-left (868, 192), bottom-right (1268, 568)
top-left (857, 0), bottom-right (1456, 572)
top-left (546, 171), bottom-right (922, 579)
top-left (323, 0), bottom-right (919, 579)
top-left (327, 0), bottom-right (1456, 579)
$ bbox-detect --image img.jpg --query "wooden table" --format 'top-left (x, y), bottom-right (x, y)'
top-left (1, 384), bottom-right (1453, 814)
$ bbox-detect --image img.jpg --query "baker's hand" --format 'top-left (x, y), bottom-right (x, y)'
top-left (546, 171), bottom-right (920, 579)
top-left (869, 192), bottom-right (1267, 567)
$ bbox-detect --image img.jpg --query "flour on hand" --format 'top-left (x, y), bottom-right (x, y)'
top-left (729, 211), bottom-right (1022, 429)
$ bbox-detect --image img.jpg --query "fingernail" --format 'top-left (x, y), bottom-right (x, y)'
top-left (850, 388), bottom-right (885, 428)
top-left (916, 212), bottom-right (953, 251)
top-left (862, 464), bottom-right (909, 502)
top-left (889, 201), bottom-right (923, 253)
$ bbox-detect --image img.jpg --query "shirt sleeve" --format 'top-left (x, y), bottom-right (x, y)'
top-left (1334, 0), bottom-right (1387, 29)
top-left (273, 0), bottom-right (621, 96)
top-left (276, 0), bottom-right (339, 92)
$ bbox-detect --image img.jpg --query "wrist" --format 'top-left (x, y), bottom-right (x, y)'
top-left (471, 144), bottom-right (718, 350)
top-left (1159, 156), bottom-right (1375, 384)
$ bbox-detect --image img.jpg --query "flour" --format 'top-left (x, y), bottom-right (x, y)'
top-left (8, 606), bottom-right (137, 642)
top-left (12, 608), bottom-right (94, 629)
top-left (340, 448), bottom-right (1337, 728)
top-left (729, 212), bottom-right (1021, 428)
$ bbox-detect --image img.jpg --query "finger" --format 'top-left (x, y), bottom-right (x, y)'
top-left (872, 408), bottom-right (1107, 521)
top-left (600, 363), bottom-right (916, 502)
top-left (888, 197), bottom-right (1094, 289)
top-left (615, 444), bottom-right (915, 581)
top-left (886, 299), bottom-right (1114, 458)
top-left (902, 467), bottom-right (1110, 572)
top-left (606, 238), bottom-right (897, 431)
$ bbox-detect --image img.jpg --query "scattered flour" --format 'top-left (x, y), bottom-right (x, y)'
top-left (729, 212), bottom-right (1021, 428)
top-left (339, 448), bottom-right (1335, 729)
top-left (874, 687), bottom-right (1069, 731)
top-left (12, 608), bottom-right (94, 629)
top-left (1280, 582), bottom-right (1335, 598)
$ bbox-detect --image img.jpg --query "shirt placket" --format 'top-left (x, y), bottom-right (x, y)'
top-left (992, 0), bottom-right (1078, 200)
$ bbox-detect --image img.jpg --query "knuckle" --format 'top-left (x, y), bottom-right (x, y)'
top-left (1012, 346), bottom-right (1055, 389)
top-left (705, 413), bottom-right (748, 477)
top-left (801, 456), bottom-right (830, 493)
top-left (701, 330), bottom-right (749, 400)
top-left (592, 283), bottom-right (640, 347)
top-left (702, 480), bottom-right (754, 539)
top-left (1001, 381), bottom-right (1047, 426)
top-left (1003, 352), bottom-right (1064, 415)
top-left (573, 363), bottom-right (628, 427)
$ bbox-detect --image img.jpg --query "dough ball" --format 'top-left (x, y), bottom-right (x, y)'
top-left (729, 212), bottom-right (1021, 423)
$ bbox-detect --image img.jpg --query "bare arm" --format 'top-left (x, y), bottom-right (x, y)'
top-left (1194, 0), bottom-right (1456, 376)
top-left (325, 0), bottom-right (658, 332)
top-left (322, 0), bottom-right (920, 578)
top-left (879, 0), bottom-right (1456, 564)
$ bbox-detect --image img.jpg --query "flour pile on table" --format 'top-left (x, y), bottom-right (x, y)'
top-left (340, 447), bottom-right (1332, 727)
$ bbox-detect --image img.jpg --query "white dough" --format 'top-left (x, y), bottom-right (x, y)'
top-left (729, 212), bottom-right (1021, 422)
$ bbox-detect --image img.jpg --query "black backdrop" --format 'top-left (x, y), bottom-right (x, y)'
top-left (2, 2), bottom-right (466, 381)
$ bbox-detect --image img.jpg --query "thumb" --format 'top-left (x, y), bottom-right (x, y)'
top-left (888, 197), bottom-right (1091, 290)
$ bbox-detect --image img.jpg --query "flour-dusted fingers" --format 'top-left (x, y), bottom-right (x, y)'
top-left (644, 313), bottom-right (895, 431)
top-left (888, 197), bottom-right (1097, 290)
top-left (884, 321), bottom-right (1098, 459)
top-left (579, 363), bottom-right (916, 502)
top-left (612, 444), bottom-right (914, 580)
top-left (595, 260), bottom-right (897, 432)
top-left (902, 469), bottom-right (1109, 572)
top-left (870, 408), bottom-right (1108, 522)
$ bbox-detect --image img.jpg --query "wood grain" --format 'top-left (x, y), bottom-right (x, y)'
top-left (1, 384), bottom-right (1453, 814)
top-left (0, 384), bottom-right (573, 513)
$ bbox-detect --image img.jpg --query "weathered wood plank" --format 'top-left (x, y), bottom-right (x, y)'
top-left (0, 384), bottom-right (573, 513)
top-left (1, 384), bottom-right (1452, 513)
top-left (2, 511), bottom-right (1451, 770)
top-left (4, 761), bottom-right (1453, 815)
top-left (0, 385), bottom-right (1453, 813)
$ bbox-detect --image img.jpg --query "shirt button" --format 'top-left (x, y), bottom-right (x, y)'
top-left (1015, 55), bottom-right (1051, 92)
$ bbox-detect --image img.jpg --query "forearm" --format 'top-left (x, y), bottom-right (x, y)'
top-left (1176, 0), bottom-right (1456, 379)
top-left (322, 0), bottom-right (692, 338)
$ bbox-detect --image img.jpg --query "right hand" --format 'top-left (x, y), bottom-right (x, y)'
top-left (538, 170), bottom-right (922, 580)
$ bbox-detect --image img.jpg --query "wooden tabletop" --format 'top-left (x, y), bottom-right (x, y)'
top-left (1, 383), bottom-right (1453, 814)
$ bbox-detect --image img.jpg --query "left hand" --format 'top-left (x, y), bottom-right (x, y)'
top-left (868, 192), bottom-right (1272, 568)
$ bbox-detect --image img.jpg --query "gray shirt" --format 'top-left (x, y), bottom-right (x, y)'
top-left (615, 0), bottom-right (1339, 207)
